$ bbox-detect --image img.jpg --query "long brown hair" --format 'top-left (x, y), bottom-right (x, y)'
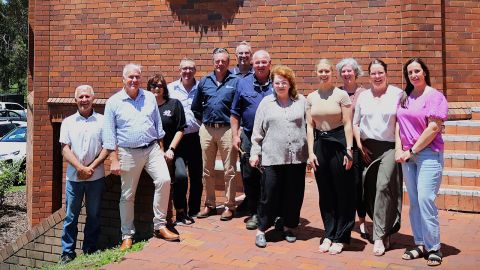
top-left (400, 58), bottom-right (431, 108)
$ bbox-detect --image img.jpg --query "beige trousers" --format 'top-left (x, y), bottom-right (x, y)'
top-left (118, 143), bottom-right (171, 239)
top-left (199, 124), bottom-right (237, 209)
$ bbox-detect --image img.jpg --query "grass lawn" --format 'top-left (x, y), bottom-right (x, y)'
top-left (42, 241), bottom-right (147, 270)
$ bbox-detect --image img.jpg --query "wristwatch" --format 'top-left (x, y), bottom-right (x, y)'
top-left (169, 147), bottom-right (175, 152)
top-left (409, 148), bottom-right (416, 155)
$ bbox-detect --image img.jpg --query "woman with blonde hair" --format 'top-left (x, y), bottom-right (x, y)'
top-left (307, 59), bottom-right (355, 255)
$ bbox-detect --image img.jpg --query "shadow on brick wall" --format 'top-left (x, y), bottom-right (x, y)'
top-left (166, 0), bottom-right (245, 34)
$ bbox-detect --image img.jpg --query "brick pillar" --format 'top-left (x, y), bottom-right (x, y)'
top-left (27, 0), bottom-right (58, 227)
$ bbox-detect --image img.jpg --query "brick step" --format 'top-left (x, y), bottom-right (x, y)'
top-left (472, 107), bottom-right (480, 120)
top-left (442, 167), bottom-right (480, 188)
top-left (444, 151), bottom-right (480, 170)
top-left (444, 120), bottom-right (480, 135)
top-left (443, 134), bottom-right (480, 151)
top-left (403, 184), bottom-right (480, 212)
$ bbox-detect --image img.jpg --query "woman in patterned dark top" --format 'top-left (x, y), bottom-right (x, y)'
top-left (147, 74), bottom-right (191, 224)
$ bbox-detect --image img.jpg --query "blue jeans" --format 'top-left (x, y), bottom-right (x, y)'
top-left (61, 178), bottom-right (105, 255)
top-left (402, 148), bottom-right (443, 252)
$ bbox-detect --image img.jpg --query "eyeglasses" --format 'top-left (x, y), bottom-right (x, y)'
top-left (213, 47), bottom-right (229, 54)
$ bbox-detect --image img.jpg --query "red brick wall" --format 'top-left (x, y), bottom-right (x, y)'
top-left (444, 0), bottom-right (480, 101)
top-left (28, 0), bottom-right (480, 226)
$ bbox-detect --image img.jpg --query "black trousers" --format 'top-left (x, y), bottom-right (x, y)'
top-left (352, 141), bottom-right (367, 219)
top-left (258, 163), bottom-right (306, 231)
top-left (239, 131), bottom-right (261, 215)
top-left (314, 129), bottom-right (356, 244)
top-left (171, 132), bottom-right (203, 216)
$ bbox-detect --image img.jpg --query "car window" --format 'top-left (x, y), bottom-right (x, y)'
top-left (5, 104), bottom-right (23, 110)
top-left (0, 123), bottom-right (16, 137)
top-left (1, 127), bottom-right (27, 142)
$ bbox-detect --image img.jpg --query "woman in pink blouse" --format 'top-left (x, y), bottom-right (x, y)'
top-left (395, 58), bottom-right (448, 267)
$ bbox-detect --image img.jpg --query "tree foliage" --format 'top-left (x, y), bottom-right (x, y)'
top-left (0, 0), bottom-right (28, 94)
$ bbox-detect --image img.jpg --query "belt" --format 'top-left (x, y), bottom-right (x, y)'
top-left (130, 140), bottom-right (156, 149)
top-left (204, 122), bottom-right (230, 128)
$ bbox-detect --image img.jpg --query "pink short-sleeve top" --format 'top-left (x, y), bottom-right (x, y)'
top-left (396, 86), bottom-right (448, 152)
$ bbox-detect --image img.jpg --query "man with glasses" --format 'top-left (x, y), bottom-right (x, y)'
top-left (103, 63), bottom-right (178, 251)
top-left (192, 48), bottom-right (239, 221)
top-left (231, 50), bottom-right (273, 230)
top-left (232, 41), bottom-right (253, 78)
top-left (167, 58), bottom-right (203, 223)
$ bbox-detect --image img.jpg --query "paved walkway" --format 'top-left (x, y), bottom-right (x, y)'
top-left (104, 173), bottom-right (480, 270)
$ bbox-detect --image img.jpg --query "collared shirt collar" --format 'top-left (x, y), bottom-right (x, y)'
top-left (208, 69), bottom-right (235, 83)
top-left (232, 65), bottom-right (254, 76)
top-left (74, 110), bottom-right (97, 121)
top-left (119, 88), bottom-right (145, 101)
top-left (178, 78), bottom-right (198, 92)
top-left (253, 74), bottom-right (272, 90)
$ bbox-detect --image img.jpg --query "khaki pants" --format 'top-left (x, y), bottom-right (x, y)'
top-left (199, 124), bottom-right (237, 209)
top-left (118, 143), bottom-right (171, 239)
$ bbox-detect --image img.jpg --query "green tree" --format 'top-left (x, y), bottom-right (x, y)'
top-left (0, 0), bottom-right (28, 94)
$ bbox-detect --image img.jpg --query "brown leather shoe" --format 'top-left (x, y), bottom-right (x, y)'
top-left (153, 227), bottom-right (180, 241)
top-left (220, 208), bottom-right (234, 221)
top-left (197, 206), bottom-right (215, 219)
top-left (119, 238), bottom-right (133, 251)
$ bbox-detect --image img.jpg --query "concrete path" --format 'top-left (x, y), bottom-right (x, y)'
top-left (104, 174), bottom-right (480, 270)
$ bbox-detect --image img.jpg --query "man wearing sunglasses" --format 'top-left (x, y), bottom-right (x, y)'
top-left (192, 48), bottom-right (239, 221)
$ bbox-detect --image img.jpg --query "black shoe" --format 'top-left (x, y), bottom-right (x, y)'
top-left (274, 217), bottom-right (284, 232)
top-left (59, 253), bottom-right (75, 264)
top-left (360, 232), bottom-right (371, 240)
top-left (83, 248), bottom-right (98, 255)
top-left (236, 199), bottom-right (249, 215)
top-left (176, 212), bottom-right (195, 225)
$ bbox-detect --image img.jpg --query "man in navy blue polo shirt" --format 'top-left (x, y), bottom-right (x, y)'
top-left (191, 48), bottom-right (239, 221)
top-left (230, 50), bottom-right (273, 230)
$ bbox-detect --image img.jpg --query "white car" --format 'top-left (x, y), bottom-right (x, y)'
top-left (0, 125), bottom-right (27, 171)
top-left (0, 102), bottom-right (27, 117)
top-left (0, 120), bottom-right (26, 138)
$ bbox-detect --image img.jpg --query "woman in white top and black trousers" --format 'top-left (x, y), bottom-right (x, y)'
top-left (353, 59), bottom-right (403, 256)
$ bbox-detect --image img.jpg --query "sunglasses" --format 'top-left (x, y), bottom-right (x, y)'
top-left (213, 47), bottom-right (229, 54)
top-left (149, 83), bottom-right (163, 89)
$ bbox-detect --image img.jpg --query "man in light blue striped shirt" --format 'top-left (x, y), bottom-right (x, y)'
top-left (103, 63), bottom-right (179, 251)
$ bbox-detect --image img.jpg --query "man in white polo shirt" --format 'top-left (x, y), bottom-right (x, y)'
top-left (59, 85), bottom-right (109, 264)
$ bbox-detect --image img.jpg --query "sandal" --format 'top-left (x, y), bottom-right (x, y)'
top-left (329, 242), bottom-right (344, 255)
top-left (318, 238), bottom-right (332, 253)
top-left (402, 246), bottom-right (424, 260)
top-left (373, 240), bottom-right (385, 256)
top-left (426, 250), bottom-right (442, 267)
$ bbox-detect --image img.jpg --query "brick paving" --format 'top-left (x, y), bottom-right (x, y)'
top-left (104, 173), bottom-right (480, 270)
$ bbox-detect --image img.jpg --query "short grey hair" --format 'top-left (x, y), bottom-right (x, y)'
top-left (236, 40), bottom-right (252, 54)
top-left (75, 85), bottom-right (94, 98)
top-left (252, 50), bottom-right (271, 61)
top-left (336, 58), bottom-right (364, 77)
top-left (179, 58), bottom-right (196, 69)
top-left (122, 63), bottom-right (142, 79)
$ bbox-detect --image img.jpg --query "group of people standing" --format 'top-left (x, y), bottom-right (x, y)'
top-left (57, 40), bottom-right (448, 267)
